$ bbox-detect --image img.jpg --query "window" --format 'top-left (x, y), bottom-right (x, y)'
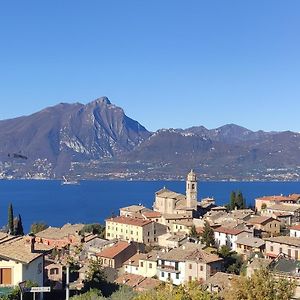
top-left (295, 250), bottom-right (299, 260)
top-left (168, 273), bottom-right (171, 280)
top-left (189, 276), bottom-right (192, 282)
top-left (107, 233), bottom-right (110, 237)
top-left (189, 264), bottom-right (192, 270)
top-left (192, 184), bottom-right (195, 190)
top-left (50, 268), bottom-right (59, 275)
top-left (131, 231), bottom-right (133, 234)
top-left (270, 246), bottom-right (273, 252)
top-left (149, 263), bottom-right (152, 269)
top-left (175, 262), bottom-right (179, 270)
top-left (148, 232), bottom-right (150, 236)
top-left (140, 262), bottom-right (144, 267)
top-left (161, 272), bottom-right (164, 278)
top-left (279, 247), bottom-right (282, 253)
top-left (288, 249), bottom-right (292, 257)
top-left (176, 273), bottom-right (179, 279)
top-left (0, 268), bottom-right (12, 285)
top-left (200, 265), bottom-right (203, 271)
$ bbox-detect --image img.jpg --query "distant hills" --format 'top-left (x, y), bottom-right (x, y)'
top-left (0, 97), bottom-right (299, 181)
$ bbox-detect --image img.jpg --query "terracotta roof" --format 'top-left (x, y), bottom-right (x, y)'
top-left (120, 205), bottom-right (146, 213)
top-left (35, 223), bottom-right (84, 239)
top-left (106, 216), bottom-right (152, 227)
top-left (247, 216), bottom-right (279, 225)
top-left (289, 194), bottom-right (300, 200)
top-left (290, 224), bottom-right (300, 231)
top-left (143, 211), bottom-right (161, 218)
top-left (115, 274), bottom-right (160, 291)
top-left (213, 226), bottom-right (243, 235)
top-left (123, 253), bottom-right (145, 267)
top-left (269, 204), bottom-right (300, 212)
top-left (158, 243), bottom-right (222, 264)
top-left (236, 236), bottom-right (265, 248)
top-left (206, 272), bottom-right (238, 290)
top-left (97, 241), bottom-right (132, 259)
top-left (0, 236), bottom-right (43, 264)
top-left (265, 236), bottom-right (300, 248)
top-left (256, 195), bottom-right (296, 202)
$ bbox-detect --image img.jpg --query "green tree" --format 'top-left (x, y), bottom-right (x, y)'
top-left (236, 191), bottom-right (246, 209)
top-left (223, 267), bottom-right (296, 300)
top-left (218, 245), bottom-right (244, 274)
top-left (8, 203), bottom-right (14, 235)
top-left (201, 221), bottom-right (215, 247)
top-left (134, 281), bottom-right (219, 300)
top-left (14, 214), bottom-right (24, 236)
top-left (229, 191), bottom-right (236, 210)
top-left (80, 223), bottom-right (105, 238)
top-left (30, 222), bottom-right (48, 234)
top-left (189, 225), bottom-right (198, 238)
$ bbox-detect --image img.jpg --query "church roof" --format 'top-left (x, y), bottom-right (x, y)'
top-left (156, 189), bottom-right (186, 200)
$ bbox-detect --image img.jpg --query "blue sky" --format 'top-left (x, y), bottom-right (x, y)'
top-left (0, 1), bottom-right (299, 132)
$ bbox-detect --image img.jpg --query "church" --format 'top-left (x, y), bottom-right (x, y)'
top-left (153, 170), bottom-right (199, 217)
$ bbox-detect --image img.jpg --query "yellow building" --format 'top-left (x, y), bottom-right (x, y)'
top-left (105, 216), bottom-right (166, 245)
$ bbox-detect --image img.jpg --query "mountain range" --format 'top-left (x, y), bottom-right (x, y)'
top-left (0, 97), bottom-right (299, 181)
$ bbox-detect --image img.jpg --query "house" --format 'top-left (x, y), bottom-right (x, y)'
top-left (262, 204), bottom-right (300, 225)
top-left (206, 272), bottom-right (239, 296)
top-left (115, 273), bottom-right (161, 292)
top-left (255, 194), bottom-right (300, 212)
top-left (96, 241), bottom-right (137, 269)
top-left (83, 237), bottom-right (117, 259)
top-left (171, 220), bottom-right (194, 234)
top-left (265, 236), bottom-right (300, 260)
top-left (213, 226), bottom-right (248, 251)
top-left (119, 205), bottom-right (151, 218)
top-left (44, 260), bottom-right (63, 289)
top-left (236, 236), bottom-right (265, 258)
top-left (153, 170), bottom-right (199, 217)
top-left (246, 216), bottom-right (280, 237)
top-left (123, 250), bottom-right (160, 278)
top-left (157, 243), bottom-right (223, 285)
top-left (290, 225), bottom-right (300, 238)
top-left (34, 223), bottom-right (84, 249)
top-left (157, 232), bottom-right (189, 248)
top-left (0, 235), bottom-right (46, 287)
top-left (246, 257), bottom-right (272, 277)
top-left (105, 216), bottom-right (167, 245)
top-left (269, 254), bottom-right (300, 299)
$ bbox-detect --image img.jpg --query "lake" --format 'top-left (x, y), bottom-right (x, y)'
top-left (0, 180), bottom-right (299, 232)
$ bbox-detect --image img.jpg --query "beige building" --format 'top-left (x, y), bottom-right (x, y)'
top-left (0, 235), bottom-right (46, 287)
top-left (236, 236), bottom-right (265, 258)
top-left (265, 236), bottom-right (300, 260)
top-left (247, 216), bottom-right (280, 237)
top-left (97, 241), bottom-right (137, 269)
top-left (153, 170), bottom-right (198, 216)
top-left (123, 250), bottom-right (160, 278)
top-left (255, 194), bottom-right (300, 212)
top-left (105, 216), bottom-right (167, 244)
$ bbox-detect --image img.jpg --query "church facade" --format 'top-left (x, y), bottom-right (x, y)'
top-left (153, 170), bottom-right (199, 217)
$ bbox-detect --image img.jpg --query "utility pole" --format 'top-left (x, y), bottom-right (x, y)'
top-left (66, 264), bottom-right (70, 300)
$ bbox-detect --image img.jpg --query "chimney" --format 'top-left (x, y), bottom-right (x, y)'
top-left (25, 235), bottom-right (35, 253)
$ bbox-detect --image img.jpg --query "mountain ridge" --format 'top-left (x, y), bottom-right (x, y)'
top-left (0, 97), bottom-right (299, 181)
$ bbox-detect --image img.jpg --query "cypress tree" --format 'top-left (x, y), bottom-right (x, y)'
top-left (8, 203), bottom-right (14, 235)
top-left (230, 191), bottom-right (236, 210)
top-left (189, 225), bottom-right (198, 238)
top-left (201, 221), bottom-right (215, 247)
top-left (236, 191), bottom-right (245, 209)
top-left (15, 214), bottom-right (24, 236)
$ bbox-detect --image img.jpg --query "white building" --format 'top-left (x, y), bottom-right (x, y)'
top-left (290, 225), bottom-right (300, 238)
top-left (214, 227), bottom-right (249, 251)
top-left (157, 243), bottom-right (223, 285)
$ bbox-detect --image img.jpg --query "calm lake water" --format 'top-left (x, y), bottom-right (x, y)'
top-left (0, 180), bottom-right (299, 232)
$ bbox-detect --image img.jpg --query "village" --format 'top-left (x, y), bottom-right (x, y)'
top-left (0, 170), bottom-right (300, 299)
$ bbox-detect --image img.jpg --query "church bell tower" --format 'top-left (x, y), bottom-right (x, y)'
top-left (186, 169), bottom-right (197, 209)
